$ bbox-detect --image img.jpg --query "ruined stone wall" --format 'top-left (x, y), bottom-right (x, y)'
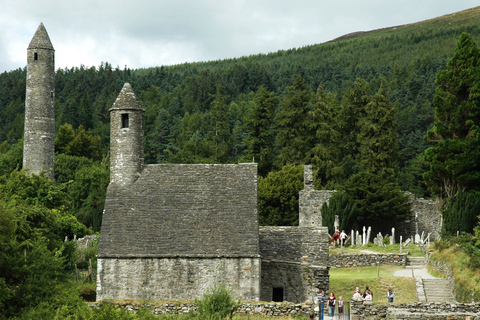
top-left (96, 257), bottom-right (261, 301)
top-left (299, 190), bottom-right (336, 227)
top-left (410, 195), bottom-right (442, 241)
top-left (305, 188), bottom-right (442, 241)
top-left (259, 226), bottom-right (330, 302)
top-left (298, 166), bottom-right (335, 227)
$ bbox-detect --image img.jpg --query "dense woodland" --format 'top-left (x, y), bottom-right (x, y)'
top-left (2, 7), bottom-right (480, 318)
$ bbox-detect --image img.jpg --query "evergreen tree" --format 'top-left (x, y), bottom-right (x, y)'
top-left (357, 85), bottom-right (398, 176)
top-left (321, 191), bottom-right (359, 235)
top-left (442, 190), bottom-right (480, 235)
top-left (242, 86), bottom-right (277, 176)
top-left (275, 76), bottom-right (315, 166)
top-left (258, 164), bottom-right (303, 226)
top-left (207, 85), bottom-right (231, 163)
top-left (338, 78), bottom-right (370, 160)
top-left (78, 91), bottom-right (93, 129)
top-left (424, 33), bottom-right (480, 199)
top-left (311, 84), bottom-right (342, 188)
top-left (342, 172), bottom-right (411, 235)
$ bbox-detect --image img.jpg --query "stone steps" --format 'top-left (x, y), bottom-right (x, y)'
top-left (405, 256), bottom-right (426, 269)
top-left (423, 279), bottom-right (455, 303)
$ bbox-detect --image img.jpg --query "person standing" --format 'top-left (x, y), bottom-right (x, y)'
top-left (328, 292), bottom-right (336, 318)
top-left (317, 290), bottom-right (326, 320)
top-left (387, 288), bottom-right (395, 302)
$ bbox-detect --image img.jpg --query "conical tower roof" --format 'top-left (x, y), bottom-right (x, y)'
top-left (110, 83), bottom-right (144, 111)
top-left (28, 22), bottom-right (54, 50)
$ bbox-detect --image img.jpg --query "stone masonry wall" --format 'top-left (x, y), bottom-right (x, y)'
top-left (409, 194), bottom-right (442, 241)
top-left (260, 261), bottom-right (328, 303)
top-left (94, 301), bottom-right (480, 319)
top-left (96, 257), bottom-right (261, 302)
top-left (329, 253), bottom-right (407, 268)
top-left (350, 301), bottom-right (480, 319)
top-left (259, 226), bottom-right (330, 303)
top-left (299, 190), bottom-right (336, 228)
top-left (259, 226), bottom-right (329, 265)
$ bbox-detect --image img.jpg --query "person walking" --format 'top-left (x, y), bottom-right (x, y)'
top-left (328, 292), bottom-right (336, 318)
top-left (338, 296), bottom-right (345, 318)
top-left (317, 290), bottom-right (326, 320)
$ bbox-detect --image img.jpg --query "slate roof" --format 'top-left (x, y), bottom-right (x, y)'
top-left (98, 163), bottom-right (259, 258)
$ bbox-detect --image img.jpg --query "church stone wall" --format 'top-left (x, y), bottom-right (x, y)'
top-left (259, 226), bottom-right (330, 302)
top-left (97, 257), bottom-right (261, 301)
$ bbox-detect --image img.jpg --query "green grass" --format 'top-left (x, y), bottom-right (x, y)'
top-left (431, 245), bottom-right (480, 302)
top-left (329, 265), bottom-right (417, 304)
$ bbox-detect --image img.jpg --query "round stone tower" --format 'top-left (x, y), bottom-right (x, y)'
top-left (109, 83), bottom-right (145, 186)
top-left (23, 22), bottom-right (55, 180)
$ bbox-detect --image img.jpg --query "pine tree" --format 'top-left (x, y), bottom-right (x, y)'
top-left (207, 85), bottom-right (231, 163)
top-left (357, 85), bottom-right (398, 177)
top-left (242, 86), bottom-right (277, 176)
top-left (275, 76), bottom-right (315, 166)
top-left (424, 33), bottom-right (480, 199)
top-left (311, 84), bottom-right (342, 188)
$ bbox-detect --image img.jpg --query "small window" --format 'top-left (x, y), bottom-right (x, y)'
top-left (272, 287), bottom-right (284, 302)
top-left (34, 52), bottom-right (38, 60)
top-left (121, 113), bottom-right (129, 128)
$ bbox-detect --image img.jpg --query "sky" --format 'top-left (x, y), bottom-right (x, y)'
top-left (0, 0), bottom-right (479, 73)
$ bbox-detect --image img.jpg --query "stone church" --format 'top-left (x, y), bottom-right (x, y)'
top-left (95, 82), bottom-right (330, 302)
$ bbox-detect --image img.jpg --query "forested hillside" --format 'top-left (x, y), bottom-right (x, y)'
top-left (1, 6), bottom-right (480, 232)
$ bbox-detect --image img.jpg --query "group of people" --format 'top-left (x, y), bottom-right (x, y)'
top-left (314, 286), bottom-right (396, 320)
top-left (352, 286), bottom-right (395, 303)
top-left (331, 230), bottom-right (348, 248)
top-left (315, 290), bottom-right (345, 319)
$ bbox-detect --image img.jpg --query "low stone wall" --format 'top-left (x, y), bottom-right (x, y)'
top-left (329, 253), bottom-right (407, 268)
top-left (93, 300), bottom-right (480, 319)
top-left (94, 301), bottom-right (316, 317)
top-left (350, 301), bottom-right (480, 319)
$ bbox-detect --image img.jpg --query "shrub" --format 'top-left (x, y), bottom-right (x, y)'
top-left (195, 285), bottom-right (241, 319)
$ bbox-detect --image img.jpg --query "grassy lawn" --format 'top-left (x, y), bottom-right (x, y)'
top-left (329, 265), bottom-right (417, 304)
